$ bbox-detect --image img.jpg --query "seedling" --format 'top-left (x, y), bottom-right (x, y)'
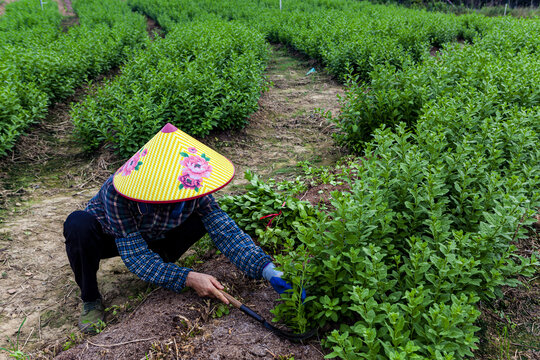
top-left (0, 318), bottom-right (29, 360)
top-left (211, 303), bottom-right (230, 319)
top-left (62, 332), bottom-right (83, 351)
top-left (89, 319), bottom-right (107, 334)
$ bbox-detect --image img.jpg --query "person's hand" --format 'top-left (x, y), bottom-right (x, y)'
top-left (185, 271), bottom-right (229, 304)
top-left (269, 277), bottom-right (307, 301)
top-left (263, 263), bottom-right (307, 301)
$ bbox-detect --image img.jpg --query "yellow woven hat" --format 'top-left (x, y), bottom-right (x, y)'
top-left (113, 123), bottom-right (235, 203)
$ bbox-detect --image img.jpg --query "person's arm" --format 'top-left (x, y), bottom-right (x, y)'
top-left (114, 232), bottom-right (192, 292)
top-left (197, 195), bottom-right (306, 300)
top-left (197, 195), bottom-right (272, 279)
top-left (115, 231), bottom-right (230, 303)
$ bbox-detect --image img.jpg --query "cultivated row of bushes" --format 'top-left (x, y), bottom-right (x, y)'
top-left (272, 8), bottom-right (539, 360)
top-left (0, 0), bottom-right (147, 156)
top-left (155, 1), bottom-right (540, 358)
top-left (128, 0), bottom-right (492, 82)
top-left (72, 20), bottom-right (268, 156)
top-left (225, 100), bottom-right (539, 358)
top-left (334, 16), bottom-right (540, 150)
top-left (271, 108), bottom-right (539, 359)
top-left (261, 3), bottom-right (495, 82)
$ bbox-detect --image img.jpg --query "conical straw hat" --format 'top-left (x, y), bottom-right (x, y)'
top-left (113, 123), bottom-right (235, 203)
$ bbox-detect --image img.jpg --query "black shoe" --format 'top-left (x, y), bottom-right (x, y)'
top-left (78, 299), bottom-right (105, 334)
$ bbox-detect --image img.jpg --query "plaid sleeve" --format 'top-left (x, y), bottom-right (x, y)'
top-left (201, 207), bottom-right (272, 279)
top-left (195, 194), bottom-right (221, 217)
top-left (115, 232), bottom-right (192, 292)
top-left (101, 177), bottom-right (139, 238)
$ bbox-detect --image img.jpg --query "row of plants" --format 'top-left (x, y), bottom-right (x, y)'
top-left (128, 0), bottom-right (492, 82)
top-left (370, 0), bottom-right (539, 14)
top-left (273, 6), bottom-right (539, 357)
top-left (222, 103), bottom-right (539, 358)
top-left (259, 6), bottom-right (491, 82)
top-left (333, 16), bottom-right (540, 150)
top-left (0, 0), bottom-right (148, 156)
top-left (0, 0), bottom-right (63, 46)
top-left (71, 19), bottom-right (269, 156)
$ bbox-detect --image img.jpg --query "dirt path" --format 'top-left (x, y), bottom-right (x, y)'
top-left (0, 45), bottom-right (343, 359)
top-left (53, 0), bottom-right (74, 17)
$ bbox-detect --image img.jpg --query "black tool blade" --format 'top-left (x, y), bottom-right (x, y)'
top-left (240, 304), bottom-right (317, 342)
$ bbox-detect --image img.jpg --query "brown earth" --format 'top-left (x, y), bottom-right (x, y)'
top-left (475, 229), bottom-right (540, 360)
top-left (54, 0), bottom-right (74, 17)
top-left (53, 260), bottom-right (325, 360)
top-left (0, 45), bottom-right (344, 359)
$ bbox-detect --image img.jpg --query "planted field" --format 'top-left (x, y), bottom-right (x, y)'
top-left (0, 0), bottom-right (538, 359)
top-left (0, 0), bottom-right (148, 156)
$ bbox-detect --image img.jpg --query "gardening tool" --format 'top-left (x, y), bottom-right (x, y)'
top-left (220, 290), bottom-right (317, 342)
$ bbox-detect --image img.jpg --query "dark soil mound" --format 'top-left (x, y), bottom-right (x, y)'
top-left (55, 258), bottom-right (324, 359)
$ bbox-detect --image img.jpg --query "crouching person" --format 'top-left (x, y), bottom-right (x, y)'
top-left (64, 123), bottom-right (292, 333)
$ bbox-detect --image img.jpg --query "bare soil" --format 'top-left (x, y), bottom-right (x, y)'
top-left (475, 229), bottom-right (540, 360)
top-left (54, 0), bottom-right (74, 17)
top-left (0, 45), bottom-right (343, 359)
top-left (54, 260), bottom-right (325, 360)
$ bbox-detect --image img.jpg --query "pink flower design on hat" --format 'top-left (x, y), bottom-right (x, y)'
top-left (180, 155), bottom-right (213, 180)
top-left (178, 175), bottom-right (202, 190)
top-left (117, 148), bottom-right (148, 176)
top-left (178, 149), bottom-right (212, 192)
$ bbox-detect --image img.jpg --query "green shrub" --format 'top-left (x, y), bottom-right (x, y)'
top-left (72, 20), bottom-right (268, 156)
top-left (0, 0), bottom-right (148, 156)
top-left (272, 121), bottom-right (538, 358)
top-left (333, 19), bottom-right (540, 151)
top-left (219, 170), bottom-right (318, 252)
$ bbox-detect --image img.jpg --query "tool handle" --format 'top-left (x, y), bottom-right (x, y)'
top-left (220, 290), bottom-right (242, 309)
top-left (240, 304), bottom-right (264, 323)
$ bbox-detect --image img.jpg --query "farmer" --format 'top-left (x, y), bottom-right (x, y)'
top-left (63, 123), bottom-right (291, 334)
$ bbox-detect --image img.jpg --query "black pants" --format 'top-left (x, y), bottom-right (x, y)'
top-left (63, 210), bottom-right (206, 302)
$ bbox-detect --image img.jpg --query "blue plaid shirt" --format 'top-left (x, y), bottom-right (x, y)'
top-left (86, 176), bottom-right (272, 292)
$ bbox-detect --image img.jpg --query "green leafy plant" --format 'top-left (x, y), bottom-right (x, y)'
top-left (71, 20), bottom-right (268, 156)
top-left (219, 170), bottom-right (320, 251)
top-left (271, 122), bottom-right (538, 359)
top-left (0, 318), bottom-right (29, 360)
top-left (271, 240), bottom-right (316, 334)
top-left (62, 332), bottom-right (83, 351)
top-left (211, 303), bottom-right (231, 319)
top-left (89, 319), bottom-right (107, 334)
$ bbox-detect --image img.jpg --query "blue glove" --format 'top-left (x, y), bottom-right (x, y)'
top-left (263, 263), bottom-right (306, 301)
top-left (269, 276), bottom-right (293, 294)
